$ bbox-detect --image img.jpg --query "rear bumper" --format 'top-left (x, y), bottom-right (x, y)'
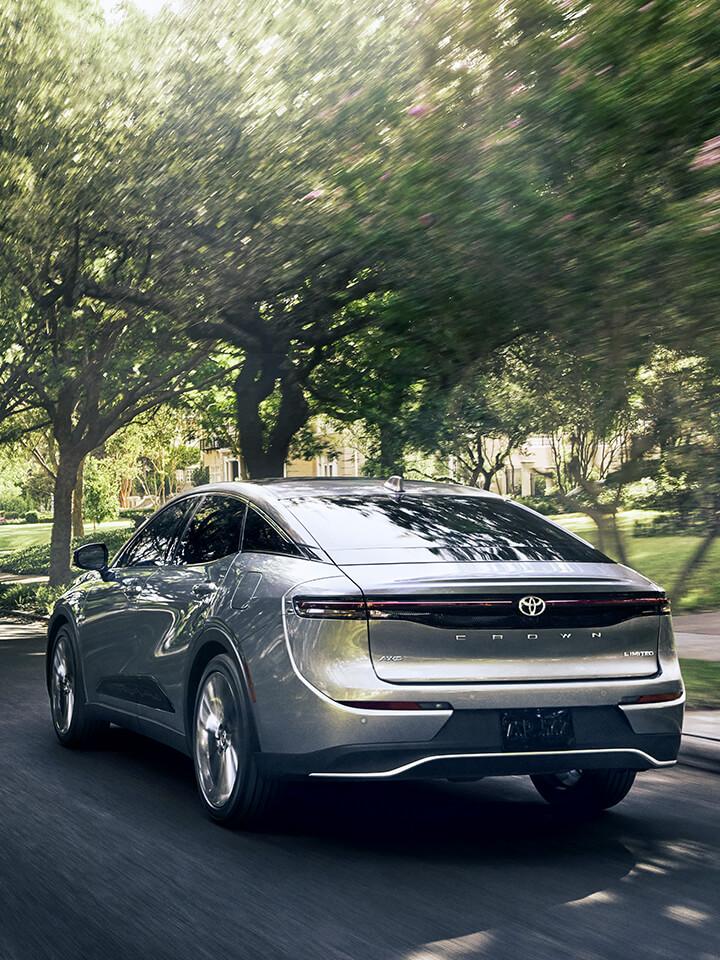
top-left (257, 704), bottom-right (681, 780)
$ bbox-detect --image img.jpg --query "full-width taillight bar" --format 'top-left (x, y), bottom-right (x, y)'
top-left (293, 595), bottom-right (671, 619)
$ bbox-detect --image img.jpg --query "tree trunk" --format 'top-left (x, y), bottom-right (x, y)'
top-left (234, 365), bottom-right (310, 479)
top-left (608, 513), bottom-right (629, 565)
top-left (378, 421), bottom-right (404, 476)
top-left (672, 516), bottom-right (720, 605)
top-left (49, 450), bottom-right (81, 587)
top-left (72, 457), bottom-right (85, 539)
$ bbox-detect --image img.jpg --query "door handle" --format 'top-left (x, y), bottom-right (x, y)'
top-left (123, 582), bottom-right (144, 598)
top-left (192, 582), bottom-right (218, 599)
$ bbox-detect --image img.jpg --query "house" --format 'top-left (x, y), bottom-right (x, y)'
top-left (188, 419), bottom-right (561, 495)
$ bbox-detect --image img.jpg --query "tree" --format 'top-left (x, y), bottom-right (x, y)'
top-left (0, 1), bottom-right (221, 583)
top-left (415, 348), bottom-right (541, 489)
top-left (83, 457), bottom-right (119, 529)
top-left (633, 353), bottom-right (720, 603)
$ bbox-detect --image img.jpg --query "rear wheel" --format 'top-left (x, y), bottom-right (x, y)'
top-left (49, 626), bottom-right (106, 747)
top-left (531, 768), bottom-right (636, 813)
top-left (192, 654), bottom-right (276, 827)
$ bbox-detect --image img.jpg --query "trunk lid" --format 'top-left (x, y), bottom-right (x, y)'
top-left (340, 561), bottom-right (665, 684)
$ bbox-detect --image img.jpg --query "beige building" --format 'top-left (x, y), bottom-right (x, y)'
top-left (486, 435), bottom-right (558, 498)
top-left (197, 422), bottom-right (365, 485)
top-left (188, 423), bottom-right (560, 495)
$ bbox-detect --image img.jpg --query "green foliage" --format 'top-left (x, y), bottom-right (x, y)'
top-left (24, 512), bottom-right (39, 524)
top-left (0, 528), bottom-right (131, 576)
top-left (119, 508), bottom-right (153, 529)
top-left (514, 493), bottom-right (567, 516)
top-left (0, 582), bottom-right (66, 616)
top-left (1, 0), bottom-right (720, 579)
top-left (83, 458), bottom-right (119, 527)
top-left (190, 465), bottom-right (210, 487)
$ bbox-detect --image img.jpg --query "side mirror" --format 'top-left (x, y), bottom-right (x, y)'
top-left (73, 542), bottom-right (109, 574)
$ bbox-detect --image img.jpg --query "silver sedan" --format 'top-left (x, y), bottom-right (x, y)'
top-left (47, 478), bottom-right (684, 826)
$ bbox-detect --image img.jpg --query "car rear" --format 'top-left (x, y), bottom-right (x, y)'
top-left (267, 481), bottom-right (683, 791)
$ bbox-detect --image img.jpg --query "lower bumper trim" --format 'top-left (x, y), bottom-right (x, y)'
top-left (309, 747), bottom-right (676, 779)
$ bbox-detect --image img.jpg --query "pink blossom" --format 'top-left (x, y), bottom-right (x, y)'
top-left (559, 34), bottom-right (582, 49)
top-left (560, 213), bottom-right (576, 222)
top-left (300, 189), bottom-right (324, 201)
top-left (507, 116), bottom-right (523, 129)
top-left (418, 213), bottom-right (435, 227)
top-left (691, 136), bottom-right (720, 171)
top-left (379, 171), bottom-right (391, 182)
top-left (407, 103), bottom-right (431, 118)
top-left (638, 2), bottom-right (655, 10)
top-left (510, 83), bottom-right (525, 96)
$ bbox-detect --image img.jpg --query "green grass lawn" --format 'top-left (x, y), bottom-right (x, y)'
top-left (680, 659), bottom-right (720, 710)
top-left (551, 511), bottom-right (720, 612)
top-left (0, 520), bottom-right (132, 558)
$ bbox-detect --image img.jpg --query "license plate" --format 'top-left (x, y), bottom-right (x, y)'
top-left (501, 708), bottom-right (575, 751)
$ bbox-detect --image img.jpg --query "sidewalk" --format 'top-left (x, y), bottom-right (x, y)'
top-left (0, 571), bottom-right (48, 586)
top-left (673, 612), bottom-right (720, 661)
top-left (680, 710), bottom-right (720, 773)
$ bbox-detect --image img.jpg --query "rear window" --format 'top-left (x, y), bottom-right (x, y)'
top-left (285, 495), bottom-right (609, 564)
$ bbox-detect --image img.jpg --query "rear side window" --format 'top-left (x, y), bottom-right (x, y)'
top-left (175, 496), bottom-right (247, 565)
top-left (242, 506), bottom-right (299, 557)
top-left (284, 495), bottom-right (609, 564)
top-left (118, 500), bottom-right (194, 568)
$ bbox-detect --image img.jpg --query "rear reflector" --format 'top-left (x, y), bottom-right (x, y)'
top-left (338, 701), bottom-right (452, 711)
top-left (622, 691), bottom-right (684, 705)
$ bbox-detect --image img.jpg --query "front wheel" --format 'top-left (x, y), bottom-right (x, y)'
top-left (192, 654), bottom-right (276, 827)
top-left (49, 627), bottom-right (107, 747)
top-left (531, 768), bottom-right (637, 813)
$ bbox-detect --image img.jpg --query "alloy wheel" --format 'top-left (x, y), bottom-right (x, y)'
top-left (51, 636), bottom-right (75, 735)
top-left (195, 671), bottom-right (241, 808)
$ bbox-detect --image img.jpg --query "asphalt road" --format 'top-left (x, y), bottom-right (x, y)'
top-left (1, 620), bottom-right (718, 960)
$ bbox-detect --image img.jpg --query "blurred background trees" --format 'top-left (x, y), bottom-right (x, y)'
top-left (1, 0), bottom-right (720, 589)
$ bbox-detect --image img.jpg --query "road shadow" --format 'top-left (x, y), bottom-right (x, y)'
top-left (33, 724), bottom-right (717, 960)
top-left (94, 724), bottom-right (639, 887)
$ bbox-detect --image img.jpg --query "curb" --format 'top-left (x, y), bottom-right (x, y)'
top-left (678, 734), bottom-right (720, 775)
top-left (0, 610), bottom-right (49, 624)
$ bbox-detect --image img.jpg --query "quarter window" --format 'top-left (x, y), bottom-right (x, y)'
top-left (118, 500), bottom-right (194, 568)
top-left (242, 506), bottom-right (299, 556)
top-left (175, 496), bottom-right (247, 565)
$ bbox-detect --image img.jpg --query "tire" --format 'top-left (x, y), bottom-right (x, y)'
top-left (192, 653), bottom-right (276, 827)
top-left (531, 768), bottom-right (637, 813)
top-left (49, 626), bottom-right (107, 747)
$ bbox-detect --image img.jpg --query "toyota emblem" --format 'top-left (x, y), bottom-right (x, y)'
top-left (518, 596), bottom-right (546, 617)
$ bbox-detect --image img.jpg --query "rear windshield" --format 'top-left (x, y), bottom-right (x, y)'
top-left (285, 495), bottom-right (609, 563)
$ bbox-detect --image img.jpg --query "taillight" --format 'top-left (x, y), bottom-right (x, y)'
top-left (621, 690), bottom-right (683, 705)
top-left (293, 598), bottom-right (367, 619)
